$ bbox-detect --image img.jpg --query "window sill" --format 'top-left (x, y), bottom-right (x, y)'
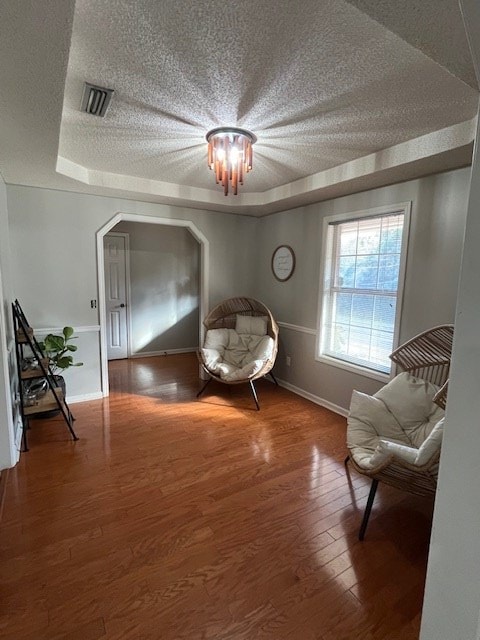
top-left (315, 353), bottom-right (391, 383)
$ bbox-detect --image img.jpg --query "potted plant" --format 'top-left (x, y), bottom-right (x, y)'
top-left (26, 327), bottom-right (83, 415)
top-left (38, 327), bottom-right (83, 379)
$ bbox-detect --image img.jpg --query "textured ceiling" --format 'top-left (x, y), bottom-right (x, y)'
top-left (59, 0), bottom-right (478, 195)
top-left (345, 0), bottom-right (477, 88)
top-left (0, 0), bottom-right (477, 215)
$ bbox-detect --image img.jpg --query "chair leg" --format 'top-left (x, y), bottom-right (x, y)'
top-left (359, 479), bottom-right (379, 541)
top-left (268, 371), bottom-right (278, 386)
top-left (249, 380), bottom-right (260, 410)
top-left (344, 455), bottom-right (350, 466)
top-left (196, 377), bottom-right (212, 398)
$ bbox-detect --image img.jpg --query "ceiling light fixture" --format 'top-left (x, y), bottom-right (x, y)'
top-left (206, 127), bottom-right (256, 196)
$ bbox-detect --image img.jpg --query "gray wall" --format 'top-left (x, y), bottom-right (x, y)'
top-left (5, 167), bottom-right (470, 413)
top-left (113, 221), bottom-right (200, 354)
top-left (254, 168), bottom-right (470, 411)
top-left (7, 185), bottom-right (257, 399)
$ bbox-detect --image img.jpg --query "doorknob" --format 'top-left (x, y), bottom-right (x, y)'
top-left (115, 303), bottom-right (126, 308)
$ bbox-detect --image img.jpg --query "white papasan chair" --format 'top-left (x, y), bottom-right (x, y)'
top-left (346, 325), bottom-right (454, 540)
top-left (196, 297), bottom-right (279, 410)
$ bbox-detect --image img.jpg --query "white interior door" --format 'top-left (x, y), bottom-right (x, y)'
top-left (104, 234), bottom-right (128, 360)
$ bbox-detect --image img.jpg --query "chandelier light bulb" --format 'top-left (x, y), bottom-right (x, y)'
top-left (206, 127), bottom-right (257, 196)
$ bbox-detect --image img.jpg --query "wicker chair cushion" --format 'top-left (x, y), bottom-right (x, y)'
top-left (235, 314), bottom-right (268, 336)
top-left (374, 372), bottom-right (443, 446)
top-left (369, 439), bottom-right (418, 466)
top-left (368, 417), bottom-right (444, 469)
top-left (347, 372), bottom-right (444, 471)
top-left (415, 417), bottom-right (444, 464)
top-left (201, 328), bottom-right (275, 382)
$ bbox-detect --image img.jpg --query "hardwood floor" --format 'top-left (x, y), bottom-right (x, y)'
top-left (0, 354), bottom-right (433, 639)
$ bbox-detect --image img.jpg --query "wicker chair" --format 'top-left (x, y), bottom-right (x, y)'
top-left (197, 297), bottom-right (279, 409)
top-left (346, 324), bottom-right (454, 539)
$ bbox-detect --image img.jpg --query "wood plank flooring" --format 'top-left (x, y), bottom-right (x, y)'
top-left (0, 354), bottom-right (433, 639)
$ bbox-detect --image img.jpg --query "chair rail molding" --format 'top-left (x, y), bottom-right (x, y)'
top-left (277, 321), bottom-right (316, 336)
top-left (33, 325), bottom-right (101, 334)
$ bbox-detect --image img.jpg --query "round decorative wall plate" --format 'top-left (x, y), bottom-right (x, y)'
top-left (271, 245), bottom-right (296, 282)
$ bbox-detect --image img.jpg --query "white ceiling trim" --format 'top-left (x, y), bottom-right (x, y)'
top-left (56, 118), bottom-right (476, 216)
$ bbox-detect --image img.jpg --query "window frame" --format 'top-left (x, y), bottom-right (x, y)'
top-left (316, 202), bottom-right (411, 382)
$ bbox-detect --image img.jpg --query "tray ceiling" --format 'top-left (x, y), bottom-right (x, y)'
top-left (0, 0), bottom-right (477, 215)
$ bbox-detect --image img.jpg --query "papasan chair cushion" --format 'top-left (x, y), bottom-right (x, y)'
top-left (201, 316), bottom-right (275, 383)
top-left (347, 372), bottom-right (445, 471)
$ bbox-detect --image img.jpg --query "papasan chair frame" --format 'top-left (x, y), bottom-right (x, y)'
top-left (346, 324), bottom-right (454, 540)
top-left (196, 297), bottom-right (279, 410)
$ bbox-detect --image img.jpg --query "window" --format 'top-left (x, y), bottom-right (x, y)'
top-left (318, 205), bottom-right (410, 378)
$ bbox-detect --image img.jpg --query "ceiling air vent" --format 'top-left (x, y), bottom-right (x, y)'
top-left (80, 82), bottom-right (114, 117)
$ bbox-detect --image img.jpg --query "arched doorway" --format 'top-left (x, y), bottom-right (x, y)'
top-left (96, 213), bottom-right (209, 396)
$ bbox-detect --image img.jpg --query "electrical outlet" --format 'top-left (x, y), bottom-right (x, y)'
top-left (90, 299), bottom-right (97, 309)
top-left (286, 355), bottom-right (291, 366)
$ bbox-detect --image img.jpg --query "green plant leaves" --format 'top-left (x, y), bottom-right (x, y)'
top-left (63, 326), bottom-right (74, 340)
top-left (56, 356), bottom-right (73, 369)
top-left (44, 334), bottom-right (65, 351)
top-left (37, 327), bottom-right (83, 373)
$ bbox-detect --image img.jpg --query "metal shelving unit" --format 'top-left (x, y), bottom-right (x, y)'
top-left (12, 300), bottom-right (78, 451)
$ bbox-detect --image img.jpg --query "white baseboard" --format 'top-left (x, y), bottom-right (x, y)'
top-left (129, 348), bottom-right (197, 358)
top-left (67, 392), bottom-right (104, 404)
top-left (65, 371), bottom-right (349, 417)
top-left (276, 378), bottom-right (349, 417)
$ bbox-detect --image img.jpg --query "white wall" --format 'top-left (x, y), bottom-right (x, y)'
top-left (420, 148), bottom-right (480, 639)
top-left (420, 2), bottom-right (480, 636)
top-left (7, 185), bottom-right (257, 398)
top-left (0, 173), bottom-right (18, 469)
top-left (113, 221), bottom-right (200, 354)
top-left (254, 168), bottom-right (471, 411)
